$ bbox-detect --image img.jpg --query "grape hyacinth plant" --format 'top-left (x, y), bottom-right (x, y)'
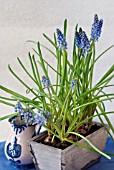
top-left (0, 14), bottom-right (114, 159)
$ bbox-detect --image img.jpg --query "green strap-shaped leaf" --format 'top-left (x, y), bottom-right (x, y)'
top-left (0, 113), bottom-right (18, 121)
top-left (69, 131), bottom-right (111, 159)
top-left (64, 19), bottom-right (67, 37)
top-left (0, 85), bottom-right (30, 101)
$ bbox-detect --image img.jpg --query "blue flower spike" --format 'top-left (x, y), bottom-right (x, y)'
top-left (91, 14), bottom-right (103, 42)
top-left (75, 31), bottom-right (81, 48)
top-left (56, 28), bottom-right (67, 50)
top-left (70, 79), bottom-right (77, 90)
top-left (22, 109), bottom-right (33, 126)
top-left (42, 76), bottom-right (50, 88)
top-left (75, 28), bottom-right (90, 57)
top-left (14, 102), bottom-right (23, 115)
top-left (33, 111), bottom-right (47, 126)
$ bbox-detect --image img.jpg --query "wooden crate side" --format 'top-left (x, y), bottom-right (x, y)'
top-left (29, 125), bottom-right (109, 170)
top-left (63, 126), bottom-right (109, 170)
top-left (30, 141), bottom-right (62, 170)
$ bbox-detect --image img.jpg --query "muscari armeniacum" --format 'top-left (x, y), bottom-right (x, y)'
top-left (75, 28), bottom-right (90, 57)
top-left (56, 28), bottom-right (67, 50)
top-left (91, 14), bottom-right (103, 42)
top-left (42, 76), bottom-right (51, 88)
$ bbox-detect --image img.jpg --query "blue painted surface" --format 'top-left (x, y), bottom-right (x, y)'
top-left (88, 137), bottom-right (114, 170)
top-left (13, 125), bottom-right (27, 135)
top-left (0, 137), bottom-right (114, 170)
top-left (6, 136), bottom-right (21, 164)
top-left (0, 141), bottom-right (35, 170)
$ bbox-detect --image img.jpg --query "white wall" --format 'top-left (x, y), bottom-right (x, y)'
top-left (0, 0), bottom-right (114, 141)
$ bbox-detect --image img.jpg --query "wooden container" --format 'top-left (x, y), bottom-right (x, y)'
top-left (29, 125), bottom-right (109, 170)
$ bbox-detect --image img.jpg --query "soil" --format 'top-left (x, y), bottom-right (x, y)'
top-left (39, 122), bottom-right (102, 150)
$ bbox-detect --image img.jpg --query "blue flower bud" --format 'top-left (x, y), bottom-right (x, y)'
top-left (42, 76), bottom-right (50, 88)
top-left (75, 28), bottom-right (90, 57)
top-left (70, 79), bottom-right (77, 90)
top-left (56, 28), bottom-right (67, 50)
top-left (22, 109), bottom-right (33, 126)
top-left (33, 111), bottom-right (47, 126)
top-left (91, 14), bottom-right (103, 42)
top-left (14, 102), bottom-right (23, 114)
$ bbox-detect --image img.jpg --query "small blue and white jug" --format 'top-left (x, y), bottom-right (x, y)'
top-left (4, 123), bottom-right (35, 165)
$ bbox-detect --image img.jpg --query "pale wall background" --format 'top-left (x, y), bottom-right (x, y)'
top-left (0, 0), bottom-right (114, 141)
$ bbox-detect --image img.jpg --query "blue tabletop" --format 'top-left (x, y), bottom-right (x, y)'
top-left (0, 137), bottom-right (114, 170)
top-left (88, 137), bottom-right (114, 170)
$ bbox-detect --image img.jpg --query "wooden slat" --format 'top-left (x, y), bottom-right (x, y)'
top-left (30, 141), bottom-right (62, 170)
